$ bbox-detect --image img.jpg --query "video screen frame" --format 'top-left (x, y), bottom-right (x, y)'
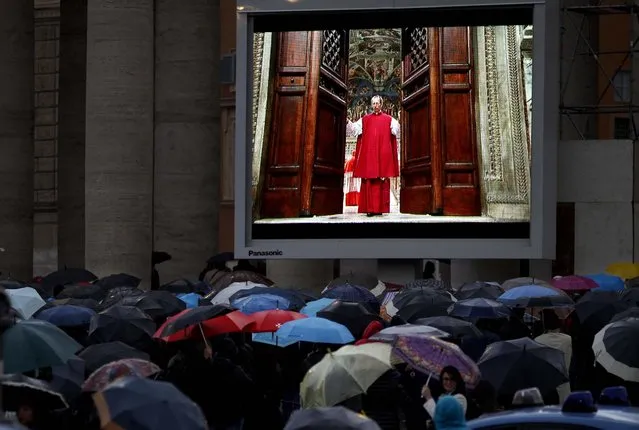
top-left (234, 0), bottom-right (558, 260)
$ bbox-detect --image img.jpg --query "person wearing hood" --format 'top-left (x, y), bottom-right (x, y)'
top-left (433, 395), bottom-right (469, 430)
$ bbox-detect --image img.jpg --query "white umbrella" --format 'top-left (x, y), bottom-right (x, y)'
top-left (209, 281), bottom-right (267, 305)
top-left (6, 287), bottom-right (46, 319)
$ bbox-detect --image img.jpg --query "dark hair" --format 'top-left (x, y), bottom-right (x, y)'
top-left (440, 365), bottom-right (466, 396)
top-left (542, 309), bottom-right (561, 331)
top-left (423, 262), bottom-right (436, 279)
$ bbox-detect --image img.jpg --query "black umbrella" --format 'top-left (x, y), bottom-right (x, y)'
top-left (593, 319), bottom-right (639, 382)
top-left (620, 289), bottom-right (639, 306)
top-left (611, 307), bottom-right (639, 323)
top-left (391, 288), bottom-right (453, 322)
top-left (57, 284), bottom-right (106, 301)
top-left (50, 356), bottom-right (85, 401)
top-left (88, 305), bottom-right (156, 349)
top-left (98, 286), bottom-right (145, 311)
top-left (95, 273), bottom-right (141, 290)
top-left (627, 276), bottom-right (639, 289)
top-left (41, 268), bottom-right (97, 292)
top-left (119, 291), bottom-right (186, 321)
top-left (317, 301), bottom-right (382, 338)
top-left (326, 273), bottom-right (382, 291)
top-left (209, 270), bottom-right (274, 292)
top-left (160, 279), bottom-right (211, 295)
top-left (575, 290), bottom-right (630, 333)
top-left (414, 316), bottom-right (482, 338)
top-left (455, 282), bottom-right (504, 300)
top-left (155, 305), bottom-right (234, 338)
top-left (207, 252), bottom-right (235, 265)
top-left (52, 298), bottom-right (99, 309)
top-left (405, 279), bottom-right (451, 291)
top-left (321, 284), bottom-right (380, 314)
top-left (284, 407), bottom-right (381, 430)
top-left (79, 341), bottom-right (150, 375)
top-left (152, 251), bottom-right (172, 265)
top-left (477, 337), bottom-right (568, 397)
top-left (1, 374), bottom-right (68, 411)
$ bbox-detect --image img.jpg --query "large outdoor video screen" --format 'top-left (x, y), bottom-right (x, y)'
top-left (249, 14), bottom-right (534, 240)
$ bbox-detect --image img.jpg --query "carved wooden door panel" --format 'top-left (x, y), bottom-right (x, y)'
top-left (400, 27), bottom-right (437, 215)
top-left (307, 30), bottom-right (349, 216)
top-left (438, 27), bottom-right (481, 215)
top-left (260, 32), bottom-right (322, 219)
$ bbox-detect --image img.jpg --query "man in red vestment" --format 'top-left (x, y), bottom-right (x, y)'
top-left (346, 95), bottom-right (400, 216)
top-left (344, 150), bottom-right (360, 207)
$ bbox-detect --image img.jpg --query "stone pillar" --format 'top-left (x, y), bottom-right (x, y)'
top-left (266, 260), bottom-right (334, 294)
top-left (0, 1), bottom-right (34, 279)
top-left (58, 0), bottom-right (87, 269)
top-left (153, 0), bottom-right (220, 282)
top-left (84, 0), bottom-right (154, 278)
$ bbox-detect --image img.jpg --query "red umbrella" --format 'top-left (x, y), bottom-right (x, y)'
top-left (246, 310), bottom-right (307, 333)
top-left (200, 310), bottom-right (254, 337)
top-left (153, 305), bottom-right (233, 343)
top-left (551, 275), bottom-right (598, 292)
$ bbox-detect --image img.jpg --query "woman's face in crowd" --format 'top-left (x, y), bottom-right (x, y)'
top-left (17, 405), bottom-right (34, 425)
top-left (442, 372), bottom-right (457, 393)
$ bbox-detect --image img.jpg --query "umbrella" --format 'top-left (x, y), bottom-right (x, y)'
top-left (93, 377), bottom-right (208, 430)
top-left (497, 285), bottom-right (574, 308)
top-left (160, 279), bottom-right (211, 295)
top-left (231, 293), bottom-right (296, 314)
top-left (246, 309), bottom-right (307, 333)
top-left (83, 358), bottom-right (162, 392)
top-left (118, 291), bottom-right (186, 320)
top-left (405, 279), bottom-right (451, 291)
top-left (620, 289), bottom-right (639, 306)
top-left (448, 298), bottom-right (511, 319)
top-left (35, 305), bottom-right (96, 327)
top-left (368, 324), bottom-right (450, 343)
top-left (454, 282), bottom-right (503, 300)
top-left (1, 374), bottom-right (68, 411)
top-left (501, 277), bottom-right (553, 290)
top-left (477, 337), bottom-right (568, 397)
top-left (177, 293), bottom-right (201, 309)
top-left (208, 270), bottom-right (274, 292)
top-left (593, 319), bottom-right (639, 382)
top-left (5, 287), bottom-right (46, 319)
top-left (209, 281), bottom-right (268, 305)
top-left (551, 276), bottom-right (598, 292)
top-left (606, 262), bottom-right (639, 280)
top-left (317, 301), bottom-right (383, 339)
top-left (301, 298), bottom-right (336, 316)
top-left (200, 310), bottom-right (254, 337)
top-left (611, 307), bottom-right (639, 323)
top-left (585, 274), bottom-right (625, 292)
top-left (321, 284), bottom-right (380, 314)
top-left (392, 334), bottom-right (480, 387)
top-left (88, 305), bottom-right (156, 349)
top-left (275, 317), bottom-right (355, 345)
top-left (41, 268), bottom-right (97, 292)
top-left (627, 276), bottom-right (639, 289)
top-left (57, 284), bottom-right (106, 301)
top-left (154, 305), bottom-right (234, 342)
top-left (95, 273), bottom-right (141, 290)
top-left (251, 332), bottom-right (298, 347)
top-left (51, 356), bottom-right (85, 400)
top-left (390, 289), bottom-right (454, 322)
top-left (300, 343), bottom-right (395, 408)
top-left (413, 316), bottom-right (482, 339)
top-left (3, 319), bottom-right (82, 374)
top-left (285, 407), bottom-right (381, 430)
top-left (98, 286), bottom-right (145, 311)
top-left (230, 287), bottom-right (306, 310)
top-left (152, 251), bottom-right (172, 265)
top-left (207, 252), bottom-right (234, 265)
top-left (574, 290), bottom-right (630, 333)
top-left (326, 274), bottom-right (385, 294)
top-left (52, 298), bottom-right (99, 309)
top-left (79, 342), bottom-right (150, 375)
top-left (0, 280), bottom-right (49, 299)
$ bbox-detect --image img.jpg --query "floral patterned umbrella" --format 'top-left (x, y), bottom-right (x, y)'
top-left (392, 334), bottom-right (480, 387)
top-left (82, 358), bottom-right (161, 392)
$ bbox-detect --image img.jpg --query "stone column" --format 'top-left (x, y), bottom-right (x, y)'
top-left (0, 1), bottom-right (34, 279)
top-left (84, 0), bottom-right (154, 278)
top-left (58, 0), bottom-right (87, 269)
top-left (154, 0), bottom-right (220, 282)
top-left (266, 260), bottom-right (334, 294)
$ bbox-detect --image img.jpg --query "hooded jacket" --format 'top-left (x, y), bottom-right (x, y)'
top-left (433, 396), bottom-right (469, 430)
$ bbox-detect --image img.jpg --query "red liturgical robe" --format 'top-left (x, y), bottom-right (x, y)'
top-left (344, 152), bottom-right (360, 207)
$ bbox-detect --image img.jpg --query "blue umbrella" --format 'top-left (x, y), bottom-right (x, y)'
top-left (231, 293), bottom-right (293, 314)
top-left (497, 285), bottom-right (574, 308)
top-left (585, 274), bottom-right (625, 292)
top-left (301, 298), bottom-right (336, 316)
top-left (321, 284), bottom-right (380, 314)
top-left (35, 305), bottom-right (96, 327)
top-left (177, 293), bottom-right (201, 309)
top-left (252, 332), bottom-right (298, 347)
top-left (229, 287), bottom-right (306, 311)
top-left (448, 298), bottom-right (511, 319)
top-left (275, 317), bottom-right (355, 344)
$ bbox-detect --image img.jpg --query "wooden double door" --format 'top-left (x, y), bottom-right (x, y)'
top-left (259, 28), bottom-right (481, 219)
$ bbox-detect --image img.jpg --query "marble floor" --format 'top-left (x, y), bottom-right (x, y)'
top-left (254, 213), bottom-right (528, 224)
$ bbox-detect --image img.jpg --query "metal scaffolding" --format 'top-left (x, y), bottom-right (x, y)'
top-left (560, 1), bottom-right (639, 139)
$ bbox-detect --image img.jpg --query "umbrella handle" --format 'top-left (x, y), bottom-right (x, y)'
top-left (426, 373), bottom-right (432, 386)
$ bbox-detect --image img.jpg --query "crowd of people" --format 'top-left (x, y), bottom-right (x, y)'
top-left (1, 258), bottom-right (638, 430)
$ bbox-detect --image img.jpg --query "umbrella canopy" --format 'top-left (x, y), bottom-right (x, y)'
top-left (275, 317), bottom-right (355, 345)
top-left (0, 280), bottom-right (49, 299)
top-left (88, 305), bottom-right (156, 349)
top-left (229, 287), bottom-right (306, 311)
top-left (606, 262), bottom-right (639, 280)
top-left (317, 301), bottom-right (383, 339)
top-left (501, 277), bottom-right (553, 290)
top-left (326, 273), bottom-right (384, 293)
top-left (1, 374), bottom-right (68, 411)
top-left (301, 298), bottom-right (336, 317)
top-left (208, 270), bottom-right (274, 293)
top-left (611, 307), bottom-right (639, 323)
top-left (448, 298), bottom-right (511, 320)
top-left (497, 285), bottom-right (574, 308)
top-left (152, 251), bottom-right (172, 265)
top-left (393, 334), bottom-right (480, 387)
top-left (405, 279), bottom-right (451, 291)
top-left (231, 293), bottom-right (297, 314)
top-left (627, 276), bottom-right (639, 289)
top-left (52, 298), bottom-right (99, 309)
top-left (83, 358), bottom-right (162, 392)
top-left (389, 288), bottom-right (454, 322)
top-left (209, 281), bottom-right (268, 305)
top-left (551, 275), bottom-right (598, 292)
top-left (79, 341), bottom-right (150, 375)
top-left (321, 284), bottom-right (380, 314)
top-left (575, 290), bottom-right (630, 333)
top-left (177, 293), bottom-right (201, 309)
top-left (41, 268), bottom-right (97, 292)
top-left (35, 305), bottom-right (96, 327)
top-left (119, 291), bottom-right (186, 320)
top-left (98, 286), bottom-right (145, 311)
top-left (199, 310), bottom-right (254, 337)
top-left (300, 343), bottom-right (395, 408)
top-left (93, 377), bottom-right (208, 430)
top-left (593, 319), bottom-right (639, 382)
top-left (285, 407), bottom-right (381, 430)
top-left (251, 332), bottom-right (298, 348)
top-left (414, 316), bottom-right (481, 339)
top-left (95, 273), bottom-right (141, 290)
top-left (3, 319), bottom-right (82, 374)
top-left (5, 287), bottom-right (46, 319)
top-left (57, 284), bottom-right (106, 301)
top-left (620, 289), bottom-right (639, 307)
top-left (154, 305), bottom-right (234, 342)
top-left (368, 324), bottom-right (449, 343)
top-left (51, 356), bottom-right (85, 400)
top-left (477, 337), bottom-right (568, 397)
top-left (160, 279), bottom-right (211, 295)
top-left (585, 274), bottom-right (625, 292)
top-left (246, 309), bottom-right (307, 333)
top-left (454, 282), bottom-right (503, 300)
